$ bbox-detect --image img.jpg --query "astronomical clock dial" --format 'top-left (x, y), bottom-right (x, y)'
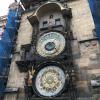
top-left (36, 32), bottom-right (65, 57)
top-left (34, 66), bottom-right (66, 97)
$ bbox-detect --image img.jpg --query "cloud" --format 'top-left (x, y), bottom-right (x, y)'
top-left (0, 0), bottom-right (14, 16)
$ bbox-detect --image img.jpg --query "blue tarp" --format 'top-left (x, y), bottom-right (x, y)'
top-left (88, 0), bottom-right (100, 38)
top-left (0, 9), bottom-right (20, 94)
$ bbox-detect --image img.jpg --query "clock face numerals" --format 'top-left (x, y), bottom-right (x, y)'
top-left (35, 66), bottom-right (66, 97)
top-left (36, 32), bottom-right (65, 57)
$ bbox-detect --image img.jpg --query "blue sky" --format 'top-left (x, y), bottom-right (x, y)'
top-left (0, 0), bottom-right (14, 16)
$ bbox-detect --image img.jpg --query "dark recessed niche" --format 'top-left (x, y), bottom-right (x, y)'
top-left (43, 21), bottom-right (48, 27)
top-left (49, 15), bottom-right (53, 19)
top-left (55, 18), bottom-right (61, 25)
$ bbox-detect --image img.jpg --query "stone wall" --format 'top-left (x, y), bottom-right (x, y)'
top-left (5, 0), bottom-right (100, 100)
top-left (68, 0), bottom-right (95, 41)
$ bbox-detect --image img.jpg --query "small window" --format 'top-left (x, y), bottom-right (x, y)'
top-left (43, 21), bottom-right (47, 27)
top-left (49, 15), bottom-right (53, 19)
top-left (55, 18), bottom-right (61, 25)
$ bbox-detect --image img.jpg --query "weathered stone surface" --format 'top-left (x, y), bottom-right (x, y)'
top-left (68, 0), bottom-right (95, 41)
top-left (4, 94), bottom-right (18, 100)
top-left (16, 12), bottom-right (33, 52)
top-left (5, 0), bottom-right (100, 100)
top-left (76, 81), bottom-right (92, 97)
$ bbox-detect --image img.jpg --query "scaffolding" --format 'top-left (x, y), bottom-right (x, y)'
top-left (0, 4), bottom-right (21, 99)
top-left (88, 0), bottom-right (100, 38)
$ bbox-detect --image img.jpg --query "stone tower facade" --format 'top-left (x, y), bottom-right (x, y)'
top-left (4, 0), bottom-right (100, 100)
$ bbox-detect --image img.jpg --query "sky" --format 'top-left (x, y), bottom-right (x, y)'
top-left (0, 0), bottom-right (14, 16)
